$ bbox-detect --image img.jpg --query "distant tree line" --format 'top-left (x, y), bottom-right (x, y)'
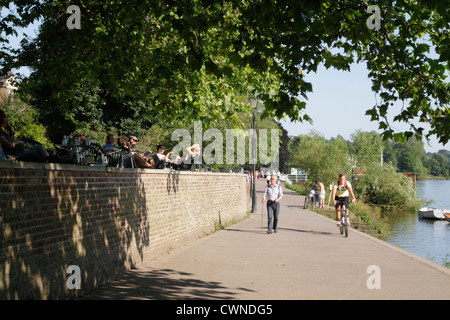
top-left (382, 138), bottom-right (450, 179)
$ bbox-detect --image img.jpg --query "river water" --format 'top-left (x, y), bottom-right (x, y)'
top-left (384, 180), bottom-right (450, 265)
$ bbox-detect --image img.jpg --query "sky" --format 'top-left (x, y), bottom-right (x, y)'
top-left (279, 63), bottom-right (449, 154)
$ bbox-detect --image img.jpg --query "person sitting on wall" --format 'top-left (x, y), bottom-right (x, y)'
top-left (103, 134), bottom-right (117, 149)
top-left (0, 143), bottom-right (6, 160)
top-left (134, 152), bottom-right (156, 168)
top-left (117, 136), bottom-right (131, 150)
top-left (0, 109), bottom-right (50, 162)
top-left (71, 132), bottom-right (86, 145)
top-left (128, 136), bottom-right (139, 153)
top-left (152, 145), bottom-right (173, 169)
top-left (0, 143), bottom-right (15, 161)
top-left (115, 136), bottom-right (134, 167)
top-left (171, 143), bottom-right (200, 170)
top-left (119, 135), bottom-right (155, 168)
top-left (128, 137), bottom-right (156, 168)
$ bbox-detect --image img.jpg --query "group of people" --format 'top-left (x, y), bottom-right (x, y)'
top-left (262, 173), bottom-right (356, 234)
top-left (0, 107), bottom-right (202, 171)
top-left (103, 133), bottom-right (201, 170)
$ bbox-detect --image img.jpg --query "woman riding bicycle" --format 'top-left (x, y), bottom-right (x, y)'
top-left (331, 173), bottom-right (356, 227)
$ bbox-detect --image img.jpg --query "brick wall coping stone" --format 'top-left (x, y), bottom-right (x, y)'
top-left (0, 160), bottom-right (246, 177)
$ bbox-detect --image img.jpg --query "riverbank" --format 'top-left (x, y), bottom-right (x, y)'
top-left (421, 175), bottom-right (450, 180)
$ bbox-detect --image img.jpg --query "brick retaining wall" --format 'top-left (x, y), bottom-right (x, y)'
top-left (0, 161), bottom-right (250, 299)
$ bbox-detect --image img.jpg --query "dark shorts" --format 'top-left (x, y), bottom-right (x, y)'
top-left (335, 196), bottom-right (349, 208)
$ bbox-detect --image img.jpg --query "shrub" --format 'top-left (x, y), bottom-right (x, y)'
top-left (352, 163), bottom-right (422, 210)
top-left (1, 97), bottom-right (53, 148)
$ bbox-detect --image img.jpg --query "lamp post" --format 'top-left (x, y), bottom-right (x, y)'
top-left (250, 98), bottom-right (258, 213)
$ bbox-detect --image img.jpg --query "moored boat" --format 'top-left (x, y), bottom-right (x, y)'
top-left (418, 207), bottom-right (447, 220)
top-left (444, 213), bottom-right (450, 223)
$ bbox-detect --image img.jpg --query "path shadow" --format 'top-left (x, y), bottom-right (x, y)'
top-left (81, 267), bottom-right (253, 300)
top-left (223, 227), bottom-right (266, 234)
top-left (287, 205), bottom-right (305, 209)
top-left (223, 225), bottom-right (333, 237)
top-left (276, 227), bottom-right (333, 236)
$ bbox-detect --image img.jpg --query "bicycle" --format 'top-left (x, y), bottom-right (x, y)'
top-left (337, 198), bottom-right (349, 237)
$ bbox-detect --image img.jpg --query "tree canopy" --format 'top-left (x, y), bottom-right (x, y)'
top-left (1, 0), bottom-right (448, 144)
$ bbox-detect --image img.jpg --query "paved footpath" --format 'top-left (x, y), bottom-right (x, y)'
top-left (83, 179), bottom-right (450, 300)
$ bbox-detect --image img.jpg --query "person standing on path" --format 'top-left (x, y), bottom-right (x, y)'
top-left (262, 175), bottom-right (283, 234)
top-left (315, 180), bottom-right (326, 209)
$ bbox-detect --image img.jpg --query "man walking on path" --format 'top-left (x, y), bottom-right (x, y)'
top-left (262, 175), bottom-right (283, 234)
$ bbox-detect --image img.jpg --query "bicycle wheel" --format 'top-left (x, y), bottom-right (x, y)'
top-left (342, 205), bottom-right (349, 237)
top-left (344, 214), bottom-right (348, 237)
top-left (303, 197), bottom-right (308, 209)
top-left (341, 205), bottom-right (347, 236)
